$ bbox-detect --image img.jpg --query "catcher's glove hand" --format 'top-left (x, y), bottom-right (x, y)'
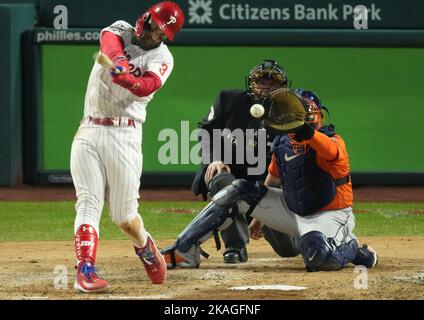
top-left (293, 122), bottom-right (315, 142)
top-left (265, 88), bottom-right (307, 133)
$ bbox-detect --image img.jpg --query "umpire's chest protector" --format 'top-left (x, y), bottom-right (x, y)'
top-left (273, 135), bottom-right (336, 216)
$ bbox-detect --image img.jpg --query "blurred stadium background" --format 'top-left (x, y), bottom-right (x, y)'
top-left (0, 0), bottom-right (423, 187)
top-left (1, 0), bottom-right (424, 301)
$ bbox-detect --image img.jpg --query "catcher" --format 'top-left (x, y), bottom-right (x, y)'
top-left (161, 88), bottom-right (378, 272)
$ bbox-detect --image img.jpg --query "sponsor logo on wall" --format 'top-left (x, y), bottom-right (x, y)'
top-left (187, 0), bottom-right (382, 26)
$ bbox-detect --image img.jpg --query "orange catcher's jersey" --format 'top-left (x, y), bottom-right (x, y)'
top-left (268, 131), bottom-right (353, 211)
top-left (83, 20), bottom-right (174, 123)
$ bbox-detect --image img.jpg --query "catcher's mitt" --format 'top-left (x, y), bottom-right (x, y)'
top-left (265, 88), bottom-right (307, 133)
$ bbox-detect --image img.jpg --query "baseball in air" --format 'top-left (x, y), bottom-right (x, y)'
top-left (250, 104), bottom-right (265, 118)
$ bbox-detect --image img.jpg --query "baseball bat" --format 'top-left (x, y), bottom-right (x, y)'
top-left (92, 51), bottom-right (124, 74)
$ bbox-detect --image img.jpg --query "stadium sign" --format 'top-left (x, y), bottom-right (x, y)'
top-left (186, 0), bottom-right (420, 28)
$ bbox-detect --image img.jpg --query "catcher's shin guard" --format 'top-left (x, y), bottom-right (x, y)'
top-left (298, 231), bottom-right (358, 272)
top-left (162, 179), bottom-right (267, 268)
top-left (161, 243), bottom-right (204, 269)
top-left (175, 201), bottom-right (233, 253)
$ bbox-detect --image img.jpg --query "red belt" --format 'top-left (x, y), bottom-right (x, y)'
top-left (86, 117), bottom-right (136, 127)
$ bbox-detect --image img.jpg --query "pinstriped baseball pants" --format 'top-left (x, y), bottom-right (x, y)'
top-left (70, 124), bottom-right (143, 235)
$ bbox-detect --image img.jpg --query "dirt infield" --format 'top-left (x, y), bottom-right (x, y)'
top-left (1, 185), bottom-right (424, 202)
top-left (1, 237), bottom-right (424, 300)
top-left (0, 185), bottom-right (423, 300)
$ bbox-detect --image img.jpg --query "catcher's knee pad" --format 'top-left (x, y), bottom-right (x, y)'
top-left (208, 172), bottom-right (236, 197)
top-left (298, 231), bottom-right (358, 272)
top-left (298, 231), bottom-right (332, 272)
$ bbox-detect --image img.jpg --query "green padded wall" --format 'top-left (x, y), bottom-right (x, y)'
top-left (41, 45), bottom-right (424, 173)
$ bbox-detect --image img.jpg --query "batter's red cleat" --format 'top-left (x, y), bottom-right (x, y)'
top-left (74, 259), bottom-right (109, 293)
top-left (135, 234), bottom-right (167, 284)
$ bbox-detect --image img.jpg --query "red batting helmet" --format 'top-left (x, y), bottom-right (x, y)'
top-left (135, 1), bottom-right (184, 41)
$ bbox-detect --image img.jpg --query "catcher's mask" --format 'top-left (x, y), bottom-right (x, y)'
top-left (135, 1), bottom-right (184, 41)
top-left (246, 60), bottom-right (290, 102)
top-left (290, 89), bottom-right (327, 154)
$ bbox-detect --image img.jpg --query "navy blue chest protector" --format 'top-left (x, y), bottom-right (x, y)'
top-left (273, 126), bottom-right (346, 216)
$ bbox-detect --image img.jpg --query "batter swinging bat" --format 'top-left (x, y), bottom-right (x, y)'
top-left (92, 51), bottom-right (125, 75)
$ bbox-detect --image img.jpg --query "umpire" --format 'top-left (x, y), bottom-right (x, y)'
top-left (191, 60), bottom-right (296, 264)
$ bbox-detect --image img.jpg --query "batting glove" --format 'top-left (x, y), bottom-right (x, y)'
top-left (110, 56), bottom-right (129, 76)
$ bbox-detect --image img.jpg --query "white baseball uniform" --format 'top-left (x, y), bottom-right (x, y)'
top-left (71, 20), bottom-right (174, 234)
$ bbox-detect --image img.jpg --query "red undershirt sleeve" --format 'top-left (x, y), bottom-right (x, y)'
top-left (129, 71), bottom-right (162, 97)
top-left (101, 32), bottom-right (162, 97)
top-left (100, 31), bottom-right (125, 62)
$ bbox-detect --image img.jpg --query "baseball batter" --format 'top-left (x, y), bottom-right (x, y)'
top-left (162, 89), bottom-right (378, 272)
top-left (71, 1), bottom-right (184, 292)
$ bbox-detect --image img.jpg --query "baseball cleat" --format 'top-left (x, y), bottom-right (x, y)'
top-left (353, 245), bottom-right (378, 268)
top-left (74, 259), bottom-right (109, 293)
top-left (223, 247), bottom-right (248, 264)
top-left (135, 234), bottom-right (167, 284)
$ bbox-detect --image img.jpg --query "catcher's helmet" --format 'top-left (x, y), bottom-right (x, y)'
top-left (246, 60), bottom-right (290, 101)
top-left (294, 89), bottom-right (328, 129)
top-left (289, 89), bottom-right (328, 154)
top-left (135, 1), bottom-right (184, 41)
top-left (294, 89), bottom-right (322, 108)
